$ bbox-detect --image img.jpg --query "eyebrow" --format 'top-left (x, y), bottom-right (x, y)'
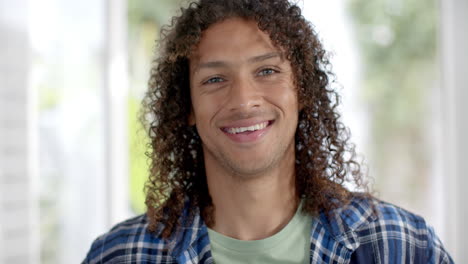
top-left (193, 52), bottom-right (282, 73)
top-left (248, 52), bottom-right (282, 63)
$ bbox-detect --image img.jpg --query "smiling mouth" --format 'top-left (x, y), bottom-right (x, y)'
top-left (221, 120), bottom-right (274, 134)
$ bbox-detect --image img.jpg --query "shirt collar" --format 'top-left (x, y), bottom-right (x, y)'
top-left (318, 195), bottom-right (377, 250)
top-left (165, 195), bottom-right (377, 259)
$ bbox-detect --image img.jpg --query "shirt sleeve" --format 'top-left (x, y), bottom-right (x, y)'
top-left (81, 237), bottom-right (102, 264)
top-left (426, 225), bottom-right (454, 264)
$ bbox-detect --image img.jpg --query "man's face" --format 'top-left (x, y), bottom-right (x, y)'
top-left (189, 17), bottom-right (298, 177)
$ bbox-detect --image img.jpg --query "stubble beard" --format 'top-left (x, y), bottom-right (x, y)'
top-left (203, 136), bottom-right (296, 181)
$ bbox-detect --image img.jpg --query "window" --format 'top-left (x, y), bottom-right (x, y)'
top-left (4, 0), bottom-right (460, 263)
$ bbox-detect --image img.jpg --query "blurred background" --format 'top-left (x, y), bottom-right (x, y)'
top-left (0, 0), bottom-right (466, 263)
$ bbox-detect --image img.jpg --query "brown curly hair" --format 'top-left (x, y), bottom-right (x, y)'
top-left (143, 0), bottom-right (369, 237)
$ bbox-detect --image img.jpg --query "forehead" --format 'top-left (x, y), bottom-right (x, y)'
top-left (190, 17), bottom-right (279, 63)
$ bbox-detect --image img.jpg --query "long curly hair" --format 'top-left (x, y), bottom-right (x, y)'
top-left (143, 0), bottom-right (369, 237)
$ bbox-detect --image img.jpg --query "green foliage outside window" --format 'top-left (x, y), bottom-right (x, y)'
top-left (346, 0), bottom-right (438, 210)
top-left (128, 97), bottom-right (148, 213)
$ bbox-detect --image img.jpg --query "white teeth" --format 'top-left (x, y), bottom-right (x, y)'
top-left (226, 121), bottom-right (268, 134)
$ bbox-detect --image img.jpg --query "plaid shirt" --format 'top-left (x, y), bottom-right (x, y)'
top-left (83, 196), bottom-right (453, 263)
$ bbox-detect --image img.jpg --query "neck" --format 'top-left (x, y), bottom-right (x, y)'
top-left (205, 150), bottom-right (298, 241)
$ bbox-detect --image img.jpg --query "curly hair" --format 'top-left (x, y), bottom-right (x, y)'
top-left (142, 0), bottom-right (369, 237)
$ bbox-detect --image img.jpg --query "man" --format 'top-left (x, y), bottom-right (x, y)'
top-left (83, 0), bottom-right (453, 263)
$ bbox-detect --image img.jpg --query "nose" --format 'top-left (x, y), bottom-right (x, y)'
top-left (227, 77), bottom-right (261, 112)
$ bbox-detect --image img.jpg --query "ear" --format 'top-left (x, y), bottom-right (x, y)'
top-left (297, 92), bottom-right (304, 111)
top-left (298, 100), bottom-right (304, 112)
top-left (188, 109), bottom-right (196, 126)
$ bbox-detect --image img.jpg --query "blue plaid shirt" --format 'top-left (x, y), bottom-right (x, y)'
top-left (83, 196), bottom-right (453, 263)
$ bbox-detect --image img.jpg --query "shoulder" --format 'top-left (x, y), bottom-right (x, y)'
top-left (82, 214), bottom-right (177, 264)
top-left (320, 195), bottom-right (427, 232)
top-left (327, 195), bottom-right (453, 263)
top-left (351, 197), bottom-right (430, 242)
top-left (354, 196), bottom-right (428, 231)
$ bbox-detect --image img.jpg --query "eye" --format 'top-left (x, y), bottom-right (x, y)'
top-left (258, 68), bottom-right (277, 76)
top-left (203, 76), bottom-right (224, 84)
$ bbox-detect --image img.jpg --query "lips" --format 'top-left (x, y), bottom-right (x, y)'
top-left (222, 121), bottom-right (269, 134)
top-left (220, 120), bottom-right (274, 143)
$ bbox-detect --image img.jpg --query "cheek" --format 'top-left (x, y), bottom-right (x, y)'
top-left (265, 81), bottom-right (298, 111)
top-left (192, 95), bottom-right (220, 129)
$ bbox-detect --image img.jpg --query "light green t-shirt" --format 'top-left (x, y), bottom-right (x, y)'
top-left (207, 202), bottom-right (312, 264)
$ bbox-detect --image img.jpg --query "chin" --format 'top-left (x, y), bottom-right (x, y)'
top-left (225, 159), bottom-right (276, 178)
